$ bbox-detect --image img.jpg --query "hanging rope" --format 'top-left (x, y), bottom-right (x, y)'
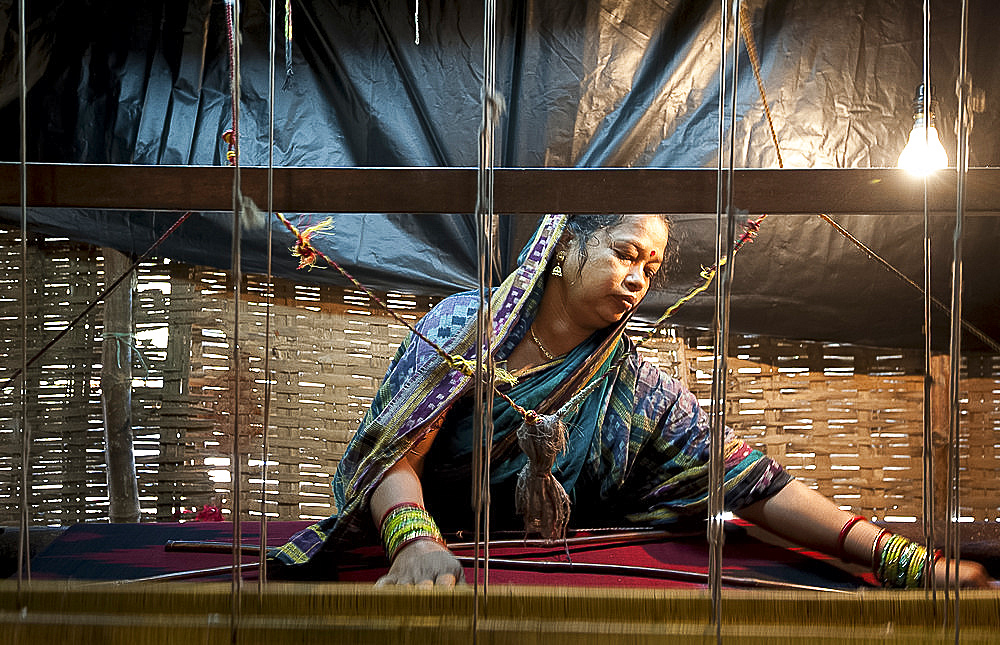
top-left (816, 212), bottom-right (999, 354)
top-left (223, 0), bottom-right (245, 634)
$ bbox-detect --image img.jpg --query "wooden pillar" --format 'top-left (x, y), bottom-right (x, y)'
top-left (101, 248), bottom-right (140, 523)
top-left (928, 353), bottom-right (951, 535)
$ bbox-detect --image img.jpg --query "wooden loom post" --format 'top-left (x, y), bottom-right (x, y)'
top-left (929, 352), bottom-right (950, 535)
top-left (100, 247), bottom-right (140, 523)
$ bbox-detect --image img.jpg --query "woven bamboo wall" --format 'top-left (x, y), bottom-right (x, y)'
top-left (0, 230), bottom-right (997, 526)
top-left (683, 335), bottom-right (1000, 521)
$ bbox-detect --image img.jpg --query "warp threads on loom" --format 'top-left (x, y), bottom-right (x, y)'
top-left (514, 413), bottom-right (571, 542)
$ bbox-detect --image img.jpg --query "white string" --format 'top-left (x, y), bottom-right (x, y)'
top-left (414, 0), bottom-right (420, 45)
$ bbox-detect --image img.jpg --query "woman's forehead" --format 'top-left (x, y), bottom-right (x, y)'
top-left (605, 215), bottom-right (668, 246)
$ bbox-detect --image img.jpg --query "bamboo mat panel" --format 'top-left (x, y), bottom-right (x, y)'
top-left (0, 230), bottom-right (997, 526)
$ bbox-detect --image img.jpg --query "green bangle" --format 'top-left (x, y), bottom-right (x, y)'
top-left (878, 535), bottom-right (908, 586)
top-left (905, 545), bottom-right (929, 589)
top-left (379, 503), bottom-right (444, 561)
top-left (895, 542), bottom-right (918, 588)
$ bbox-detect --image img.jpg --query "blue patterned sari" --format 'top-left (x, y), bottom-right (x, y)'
top-left (271, 215), bottom-right (790, 568)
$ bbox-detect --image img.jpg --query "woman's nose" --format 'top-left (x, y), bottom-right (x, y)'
top-left (624, 265), bottom-right (645, 291)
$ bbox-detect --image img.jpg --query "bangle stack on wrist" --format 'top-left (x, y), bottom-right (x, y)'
top-left (874, 532), bottom-right (942, 589)
top-left (379, 502), bottom-right (446, 561)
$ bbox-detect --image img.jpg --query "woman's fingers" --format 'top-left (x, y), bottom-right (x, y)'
top-left (433, 572), bottom-right (457, 587)
top-left (375, 542), bottom-right (466, 587)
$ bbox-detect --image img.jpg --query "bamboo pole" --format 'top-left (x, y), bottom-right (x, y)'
top-left (101, 248), bottom-right (140, 523)
top-left (929, 353), bottom-right (950, 535)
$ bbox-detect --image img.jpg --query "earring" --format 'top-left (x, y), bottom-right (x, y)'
top-left (551, 251), bottom-right (565, 277)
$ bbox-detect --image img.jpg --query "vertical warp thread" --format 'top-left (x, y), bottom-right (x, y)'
top-left (16, 0), bottom-right (31, 594)
top-left (472, 0), bottom-right (501, 635)
top-left (919, 0), bottom-right (938, 604)
top-left (947, 0), bottom-right (971, 638)
top-left (708, 2), bottom-right (740, 640)
top-left (258, 0), bottom-right (279, 590)
top-left (224, 0), bottom-right (244, 639)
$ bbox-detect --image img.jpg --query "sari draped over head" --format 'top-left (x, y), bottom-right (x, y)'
top-left (271, 214), bottom-right (790, 568)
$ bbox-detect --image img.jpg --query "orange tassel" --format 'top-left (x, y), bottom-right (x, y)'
top-left (281, 216), bottom-right (333, 270)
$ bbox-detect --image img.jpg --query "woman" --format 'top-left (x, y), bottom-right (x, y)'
top-left (272, 213), bottom-right (993, 589)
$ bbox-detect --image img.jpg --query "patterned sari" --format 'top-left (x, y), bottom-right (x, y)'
top-left (271, 214), bottom-right (790, 568)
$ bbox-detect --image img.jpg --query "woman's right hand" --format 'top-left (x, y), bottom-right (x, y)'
top-left (374, 538), bottom-right (465, 587)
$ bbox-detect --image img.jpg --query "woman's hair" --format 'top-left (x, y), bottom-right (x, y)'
top-left (562, 214), bottom-right (672, 288)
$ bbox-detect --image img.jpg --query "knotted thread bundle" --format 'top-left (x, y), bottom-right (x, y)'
top-left (514, 412), bottom-right (571, 541)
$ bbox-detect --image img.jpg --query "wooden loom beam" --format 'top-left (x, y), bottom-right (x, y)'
top-left (2, 163), bottom-right (1000, 214)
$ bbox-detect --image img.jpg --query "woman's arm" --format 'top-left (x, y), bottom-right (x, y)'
top-left (737, 479), bottom-right (994, 588)
top-left (369, 433), bottom-right (464, 587)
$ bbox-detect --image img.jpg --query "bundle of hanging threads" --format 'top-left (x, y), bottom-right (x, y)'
top-left (514, 412), bottom-right (572, 541)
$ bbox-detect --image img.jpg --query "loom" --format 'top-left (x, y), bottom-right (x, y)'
top-left (2, 0), bottom-right (1000, 642)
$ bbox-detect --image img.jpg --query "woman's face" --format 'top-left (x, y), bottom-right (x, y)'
top-left (558, 215), bottom-right (668, 332)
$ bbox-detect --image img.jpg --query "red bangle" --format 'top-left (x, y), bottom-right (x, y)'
top-left (836, 515), bottom-right (866, 557)
top-left (870, 527), bottom-right (890, 569)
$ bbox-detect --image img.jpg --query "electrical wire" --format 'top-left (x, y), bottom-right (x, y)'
top-left (918, 0), bottom-right (939, 607)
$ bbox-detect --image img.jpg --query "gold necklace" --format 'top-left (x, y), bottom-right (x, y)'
top-left (529, 326), bottom-right (558, 360)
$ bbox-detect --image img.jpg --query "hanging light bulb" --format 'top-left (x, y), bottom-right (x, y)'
top-left (897, 84), bottom-right (948, 175)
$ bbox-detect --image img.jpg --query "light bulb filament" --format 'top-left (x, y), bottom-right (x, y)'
top-left (898, 115), bottom-right (948, 175)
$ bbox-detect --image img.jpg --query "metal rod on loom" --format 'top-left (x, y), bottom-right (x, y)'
top-left (165, 529), bottom-right (680, 556)
top-left (919, 0), bottom-right (938, 604)
top-left (258, 0), bottom-right (279, 591)
top-left (225, 0), bottom-right (245, 638)
top-left (16, 0), bottom-right (31, 595)
top-left (947, 0), bottom-right (971, 637)
top-left (106, 552), bottom-right (854, 594)
top-left (708, 1), bottom-right (740, 638)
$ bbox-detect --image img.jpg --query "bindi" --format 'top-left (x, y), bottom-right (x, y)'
top-left (649, 250), bottom-right (656, 258)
